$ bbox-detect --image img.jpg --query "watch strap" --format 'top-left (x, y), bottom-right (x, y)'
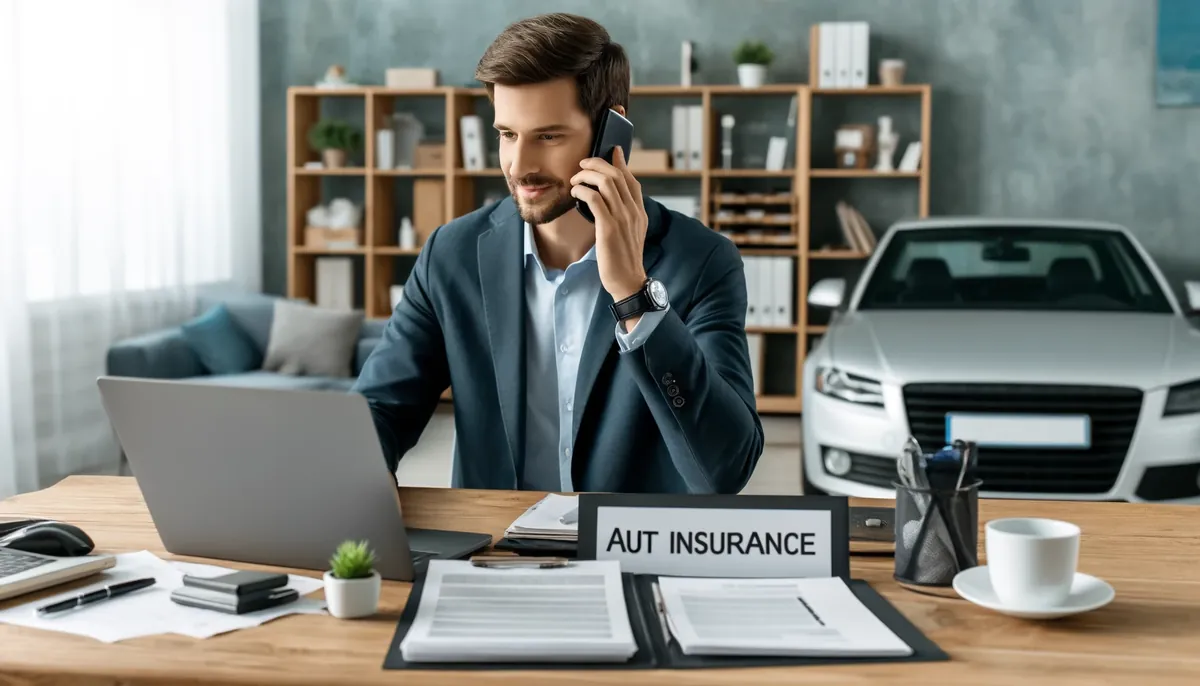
top-left (610, 289), bottom-right (650, 321)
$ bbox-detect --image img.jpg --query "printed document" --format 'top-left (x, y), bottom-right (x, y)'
top-left (656, 576), bottom-right (912, 657)
top-left (504, 493), bottom-right (578, 541)
top-left (400, 559), bottom-right (636, 663)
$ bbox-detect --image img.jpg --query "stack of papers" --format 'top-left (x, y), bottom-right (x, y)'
top-left (0, 551), bottom-right (325, 643)
top-left (400, 559), bottom-right (637, 663)
top-left (656, 576), bottom-right (913, 657)
top-left (503, 493), bottom-right (578, 542)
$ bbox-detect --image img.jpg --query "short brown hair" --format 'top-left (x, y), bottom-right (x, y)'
top-left (475, 13), bottom-right (630, 122)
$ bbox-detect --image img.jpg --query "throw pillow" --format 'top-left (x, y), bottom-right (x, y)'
top-left (180, 304), bottom-right (263, 375)
top-left (261, 300), bottom-right (364, 377)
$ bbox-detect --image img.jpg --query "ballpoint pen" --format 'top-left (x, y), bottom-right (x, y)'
top-left (36, 577), bottom-right (156, 616)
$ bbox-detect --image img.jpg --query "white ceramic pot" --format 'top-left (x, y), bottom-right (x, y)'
top-left (737, 64), bottom-right (768, 88)
top-left (323, 570), bottom-right (381, 619)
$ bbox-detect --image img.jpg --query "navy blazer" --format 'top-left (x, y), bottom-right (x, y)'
top-left (351, 196), bottom-right (764, 494)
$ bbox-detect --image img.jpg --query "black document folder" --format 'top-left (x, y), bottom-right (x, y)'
top-left (382, 574), bottom-right (948, 671)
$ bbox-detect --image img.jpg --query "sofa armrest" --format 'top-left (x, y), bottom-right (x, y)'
top-left (106, 328), bottom-right (206, 379)
top-left (355, 337), bottom-right (381, 377)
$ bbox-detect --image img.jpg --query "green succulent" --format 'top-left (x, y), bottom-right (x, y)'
top-left (307, 118), bottom-right (363, 152)
top-left (329, 539), bottom-right (376, 579)
top-left (733, 40), bottom-right (774, 66)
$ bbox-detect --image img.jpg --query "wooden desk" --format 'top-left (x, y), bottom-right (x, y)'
top-left (0, 476), bottom-right (1197, 685)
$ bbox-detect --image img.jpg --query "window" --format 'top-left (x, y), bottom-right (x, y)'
top-left (857, 226), bottom-right (1174, 313)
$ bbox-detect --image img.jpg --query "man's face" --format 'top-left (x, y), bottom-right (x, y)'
top-left (492, 77), bottom-right (593, 225)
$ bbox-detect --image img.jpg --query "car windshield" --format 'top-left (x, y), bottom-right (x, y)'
top-left (856, 226), bottom-right (1174, 313)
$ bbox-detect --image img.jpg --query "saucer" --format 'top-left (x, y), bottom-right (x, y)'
top-left (951, 566), bottom-right (1115, 619)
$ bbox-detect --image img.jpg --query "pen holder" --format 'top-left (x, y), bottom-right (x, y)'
top-left (893, 479), bottom-right (981, 588)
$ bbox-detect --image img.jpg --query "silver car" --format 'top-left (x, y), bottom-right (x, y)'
top-left (802, 217), bottom-right (1200, 503)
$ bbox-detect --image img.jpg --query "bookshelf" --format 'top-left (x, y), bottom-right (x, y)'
top-left (285, 76), bottom-right (930, 415)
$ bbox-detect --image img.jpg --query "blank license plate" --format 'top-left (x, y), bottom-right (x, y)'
top-left (945, 413), bottom-right (1091, 449)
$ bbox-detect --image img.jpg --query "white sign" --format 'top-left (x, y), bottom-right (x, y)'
top-left (592, 505), bottom-right (834, 578)
top-left (947, 412), bottom-right (1090, 448)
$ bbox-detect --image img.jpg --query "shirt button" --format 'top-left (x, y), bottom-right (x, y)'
top-left (565, 399), bottom-right (573, 411)
top-left (559, 343), bottom-right (569, 353)
top-left (564, 447), bottom-right (572, 458)
top-left (561, 287), bottom-right (569, 295)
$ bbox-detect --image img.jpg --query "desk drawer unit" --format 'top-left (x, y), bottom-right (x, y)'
top-left (901, 383), bottom-right (1143, 494)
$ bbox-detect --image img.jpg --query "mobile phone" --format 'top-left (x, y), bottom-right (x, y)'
top-left (576, 108), bottom-right (634, 223)
top-left (181, 570), bottom-right (288, 596)
top-left (170, 586), bottom-right (299, 615)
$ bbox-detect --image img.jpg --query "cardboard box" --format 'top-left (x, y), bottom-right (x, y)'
top-left (305, 227), bottom-right (362, 249)
top-left (413, 179), bottom-right (446, 243)
top-left (385, 68), bottom-right (438, 89)
top-left (415, 144), bottom-right (446, 169)
top-left (628, 148), bottom-right (670, 171)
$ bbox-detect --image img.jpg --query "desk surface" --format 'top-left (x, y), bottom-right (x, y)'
top-left (0, 476), bottom-right (1198, 685)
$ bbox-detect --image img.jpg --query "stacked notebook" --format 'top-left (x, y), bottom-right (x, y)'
top-left (386, 560), bottom-right (945, 670)
top-left (497, 494), bottom-right (579, 556)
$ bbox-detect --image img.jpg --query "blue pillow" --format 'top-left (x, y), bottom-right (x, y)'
top-left (180, 304), bottom-right (263, 374)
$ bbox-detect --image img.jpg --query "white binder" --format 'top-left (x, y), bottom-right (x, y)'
top-left (671, 105), bottom-right (689, 170)
top-left (774, 257), bottom-right (794, 327)
top-left (744, 257), bottom-right (760, 327)
top-left (818, 23), bottom-right (838, 88)
top-left (835, 23), bottom-right (853, 88)
top-left (757, 256), bottom-right (774, 327)
top-left (315, 257), bottom-right (354, 311)
top-left (687, 105), bottom-right (705, 170)
top-left (850, 22), bottom-right (869, 88)
top-left (746, 333), bottom-right (764, 397)
top-left (459, 115), bottom-right (485, 170)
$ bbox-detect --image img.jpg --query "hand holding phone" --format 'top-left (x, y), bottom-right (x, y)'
top-left (574, 109), bottom-right (634, 223)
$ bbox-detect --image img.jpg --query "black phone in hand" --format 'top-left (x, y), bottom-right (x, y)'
top-left (576, 108), bottom-right (634, 223)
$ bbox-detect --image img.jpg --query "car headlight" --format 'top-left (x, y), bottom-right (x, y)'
top-left (1164, 380), bottom-right (1200, 417)
top-left (815, 366), bottom-right (884, 407)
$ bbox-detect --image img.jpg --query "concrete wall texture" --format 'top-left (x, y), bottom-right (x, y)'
top-left (259, 0), bottom-right (1199, 299)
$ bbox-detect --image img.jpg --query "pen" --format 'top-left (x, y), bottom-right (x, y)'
top-left (469, 555), bottom-right (569, 569)
top-left (37, 577), bottom-right (156, 616)
top-left (558, 507), bottom-right (578, 525)
top-left (650, 581), bottom-right (672, 646)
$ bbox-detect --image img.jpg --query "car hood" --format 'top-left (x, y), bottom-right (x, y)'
top-left (826, 310), bottom-right (1200, 389)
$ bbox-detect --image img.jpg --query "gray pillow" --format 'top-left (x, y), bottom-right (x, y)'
top-left (261, 300), bottom-right (364, 377)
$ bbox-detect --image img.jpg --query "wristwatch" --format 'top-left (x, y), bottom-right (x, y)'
top-left (610, 277), bottom-right (669, 323)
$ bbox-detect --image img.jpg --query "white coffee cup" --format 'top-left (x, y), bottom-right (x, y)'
top-left (985, 518), bottom-right (1080, 608)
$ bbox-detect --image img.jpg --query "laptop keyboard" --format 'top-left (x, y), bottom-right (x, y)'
top-left (0, 549), bottom-right (52, 579)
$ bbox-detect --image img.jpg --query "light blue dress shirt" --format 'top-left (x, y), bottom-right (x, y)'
top-left (521, 222), bottom-right (668, 491)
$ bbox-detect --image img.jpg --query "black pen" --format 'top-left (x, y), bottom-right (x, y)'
top-left (36, 577), bottom-right (157, 616)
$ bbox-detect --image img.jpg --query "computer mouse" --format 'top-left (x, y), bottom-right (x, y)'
top-left (0, 520), bottom-right (96, 556)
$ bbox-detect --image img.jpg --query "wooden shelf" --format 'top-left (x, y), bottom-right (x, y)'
top-left (293, 167), bottom-right (368, 176)
top-left (809, 169), bottom-right (920, 178)
top-left (283, 78), bottom-right (932, 417)
top-left (809, 250), bottom-right (871, 259)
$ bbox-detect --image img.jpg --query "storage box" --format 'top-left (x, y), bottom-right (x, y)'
top-left (305, 227), bottom-right (363, 249)
top-left (414, 144), bottom-right (446, 169)
top-left (628, 148), bottom-right (670, 171)
top-left (385, 68), bottom-right (438, 89)
top-left (413, 179), bottom-right (446, 243)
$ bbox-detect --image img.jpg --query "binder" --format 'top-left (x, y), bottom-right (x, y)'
top-left (834, 23), bottom-right (853, 88)
top-left (459, 115), bottom-right (485, 170)
top-left (757, 256), bottom-right (774, 326)
top-left (818, 23), bottom-right (837, 88)
top-left (773, 257), bottom-right (793, 327)
top-left (686, 105), bottom-right (704, 170)
top-left (849, 22), bottom-right (869, 88)
top-left (746, 332), bottom-right (764, 396)
top-left (744, 257), bottom-right (760, 327)
top-left (671, 106), bottom-right (688, 170)
top-left (383, 574), bottom-right (948, 670)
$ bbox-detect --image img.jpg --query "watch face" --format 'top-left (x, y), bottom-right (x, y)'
top-left (647, 279), bottom-right (668, 308)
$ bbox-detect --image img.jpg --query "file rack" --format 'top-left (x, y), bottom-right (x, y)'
top-left (284, 80), bottom-right (930, 414)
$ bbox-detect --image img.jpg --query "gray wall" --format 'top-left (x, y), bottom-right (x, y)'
top-left (260, 0), bottom-right (1199, 299)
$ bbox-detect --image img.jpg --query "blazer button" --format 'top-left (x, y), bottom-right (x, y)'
top-left (667, 384), bottom-right (680, 397)
top-left (672, 396), bottom-right (685, 408)
top-left (661, 373), bottom-right (674, 386)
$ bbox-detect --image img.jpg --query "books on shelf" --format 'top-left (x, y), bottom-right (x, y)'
top-left (835, 201), bottom-right (876, 253)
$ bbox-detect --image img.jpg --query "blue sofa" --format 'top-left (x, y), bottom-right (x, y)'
top-left (105, 292), bottom-right (385, 391)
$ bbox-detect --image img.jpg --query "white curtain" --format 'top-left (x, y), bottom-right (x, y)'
top-left (0, 0), bottom-right (261, 497)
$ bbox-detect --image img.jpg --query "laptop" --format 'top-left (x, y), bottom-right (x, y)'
top-left (0, 536), bottom-right (116, 601)
top-left (96, 376), bottom-right (492, 581)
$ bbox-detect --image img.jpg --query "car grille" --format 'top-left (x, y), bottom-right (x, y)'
top-left (901, 383), bottom-right (1143, 494)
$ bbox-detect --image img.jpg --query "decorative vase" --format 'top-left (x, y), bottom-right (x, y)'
top-left (737, 64), bottom-right (768, 88)
top-left (322, 148), bottom-right (347, 169)
top-left (323, 570), bottom-right (380, 619)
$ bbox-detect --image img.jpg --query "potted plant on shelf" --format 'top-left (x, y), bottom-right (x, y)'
top-left (307, 118), bottom-right (362, 169)
top-left (323, 539), bottom-right (380, 619)
top-left (733, 40), bottom-right (774, 88)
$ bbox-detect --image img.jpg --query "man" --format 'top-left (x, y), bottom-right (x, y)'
top-left (352, 12), bottom-right (763, 494)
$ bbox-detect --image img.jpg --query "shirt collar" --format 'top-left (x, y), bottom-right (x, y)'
top-left (523, 222), bottom-right (597, 265)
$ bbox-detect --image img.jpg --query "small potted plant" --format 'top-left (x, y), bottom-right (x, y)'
top-left (323, 539), bottom-right (380, 619)
top-left (733, 40), bottom-right (774, 88)
top-left (307, 117), bottom-right (362, 169)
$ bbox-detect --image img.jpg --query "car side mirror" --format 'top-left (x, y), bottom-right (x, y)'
top-left (808, 278), bottom-right (846, 309)
top-left (1186, 281), bottom-right (1200, 313)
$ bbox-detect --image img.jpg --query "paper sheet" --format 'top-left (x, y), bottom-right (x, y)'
top-left (504, 493), bottom-right (579, 541)
top-left (400, 559), bottom-right (636, 662)
top-left (0, 551), bottom-right (325, 643)
top-left (656, 576), bottom-right (913, 657)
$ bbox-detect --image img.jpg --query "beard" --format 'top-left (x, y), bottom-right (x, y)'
top-left (507, 173), bottom-right (576, 225)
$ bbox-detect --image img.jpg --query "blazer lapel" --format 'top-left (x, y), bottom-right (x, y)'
top-left (478, 201), bottom-right (524, 485)
top-left (571, 199), bottom-right (667, 442)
